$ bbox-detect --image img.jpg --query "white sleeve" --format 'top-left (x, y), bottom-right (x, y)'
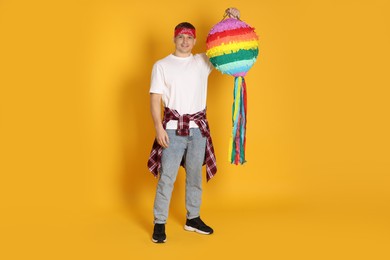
top-left (199, 53), bottom-right (214, 75)
top-left (149, 63), bottom-right (164, 94)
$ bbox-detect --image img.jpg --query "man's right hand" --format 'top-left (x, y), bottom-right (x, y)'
top-left (150, 93), bottom-right (169, 148)
top-left (156, 126), bottom-right (169, 148)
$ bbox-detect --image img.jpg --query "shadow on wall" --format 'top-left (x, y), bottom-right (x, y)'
top-left (118, 34), bottom-right (159, 233)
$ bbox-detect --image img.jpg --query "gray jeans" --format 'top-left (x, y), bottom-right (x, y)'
top-left (153, 128), bottom-right (206, 224)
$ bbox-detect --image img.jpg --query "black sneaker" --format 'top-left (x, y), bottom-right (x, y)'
top-left (184, 217), bottom-right (214, 235)
top-left (152, 223), bottom-right (167, 243)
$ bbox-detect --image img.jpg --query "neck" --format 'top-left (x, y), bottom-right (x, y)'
top-left (173, 51), bottom-right (192, 57)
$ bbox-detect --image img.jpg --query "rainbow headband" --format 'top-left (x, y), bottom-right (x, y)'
top-left (174, 28), bottom-right (196, 38)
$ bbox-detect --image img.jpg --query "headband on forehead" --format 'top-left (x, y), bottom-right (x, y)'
top-left (174, 28), bottom-right (196, 38)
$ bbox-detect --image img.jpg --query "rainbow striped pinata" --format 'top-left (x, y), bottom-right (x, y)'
top-left (206, 14), bottom-right (259, 165)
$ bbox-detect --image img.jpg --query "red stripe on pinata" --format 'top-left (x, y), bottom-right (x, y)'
top-left (207, 27), bottom-right (256, 43)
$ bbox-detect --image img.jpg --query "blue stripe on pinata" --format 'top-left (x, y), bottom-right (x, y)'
top-left (217, 59), bottom-right (257, 75)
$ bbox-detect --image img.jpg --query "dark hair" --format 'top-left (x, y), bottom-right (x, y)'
top-left (174, 22), bottom-right (195, 30)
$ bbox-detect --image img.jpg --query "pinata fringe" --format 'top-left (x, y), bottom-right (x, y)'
top-left (229, 76), bottom-right (247, 164)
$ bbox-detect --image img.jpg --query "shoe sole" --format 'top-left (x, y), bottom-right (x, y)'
top-left (184, 225), bottom-right (213, 235)
top-left (151, 238), bottom-right (167, 243)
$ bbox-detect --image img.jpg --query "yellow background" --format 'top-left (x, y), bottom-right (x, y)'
top-left (1, 0), bottom-right (390, 259)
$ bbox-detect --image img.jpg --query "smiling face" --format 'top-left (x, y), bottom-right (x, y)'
top-left (173, 33), bottom-right (196, 57)
top-left (172, 22), bottom-right (196, 57)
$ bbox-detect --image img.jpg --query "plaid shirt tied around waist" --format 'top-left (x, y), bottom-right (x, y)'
top-left (147, 107), bottom-right (217, 181)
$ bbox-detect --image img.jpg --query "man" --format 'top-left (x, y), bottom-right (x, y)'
top-left (147, 21), bottom-right (217, 243)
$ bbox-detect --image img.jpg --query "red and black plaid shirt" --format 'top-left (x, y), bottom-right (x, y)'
top-left (147, 107), bottom-right (217, 181)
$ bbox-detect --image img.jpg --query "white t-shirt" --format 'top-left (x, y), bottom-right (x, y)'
top-left (150, 53), bottom-right (213, 129)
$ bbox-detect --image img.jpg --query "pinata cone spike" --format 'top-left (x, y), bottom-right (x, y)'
top-left (206, 9), bottom-right (259, 164)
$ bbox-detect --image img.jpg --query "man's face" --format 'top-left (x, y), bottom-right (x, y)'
top-left (174, 33), bottom-right (196, 56)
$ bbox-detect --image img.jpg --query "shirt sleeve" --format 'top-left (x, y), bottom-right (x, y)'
top-left (199, 53), bottom-right (214, 75)
top-left (149, 62), bottom-right (164, 94)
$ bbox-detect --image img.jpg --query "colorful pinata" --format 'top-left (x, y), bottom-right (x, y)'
top-left (206, 11), bottom-right (259, 165)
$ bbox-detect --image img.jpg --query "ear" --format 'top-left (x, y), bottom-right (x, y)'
top-left (194, 38), bottom-right (197, 45)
